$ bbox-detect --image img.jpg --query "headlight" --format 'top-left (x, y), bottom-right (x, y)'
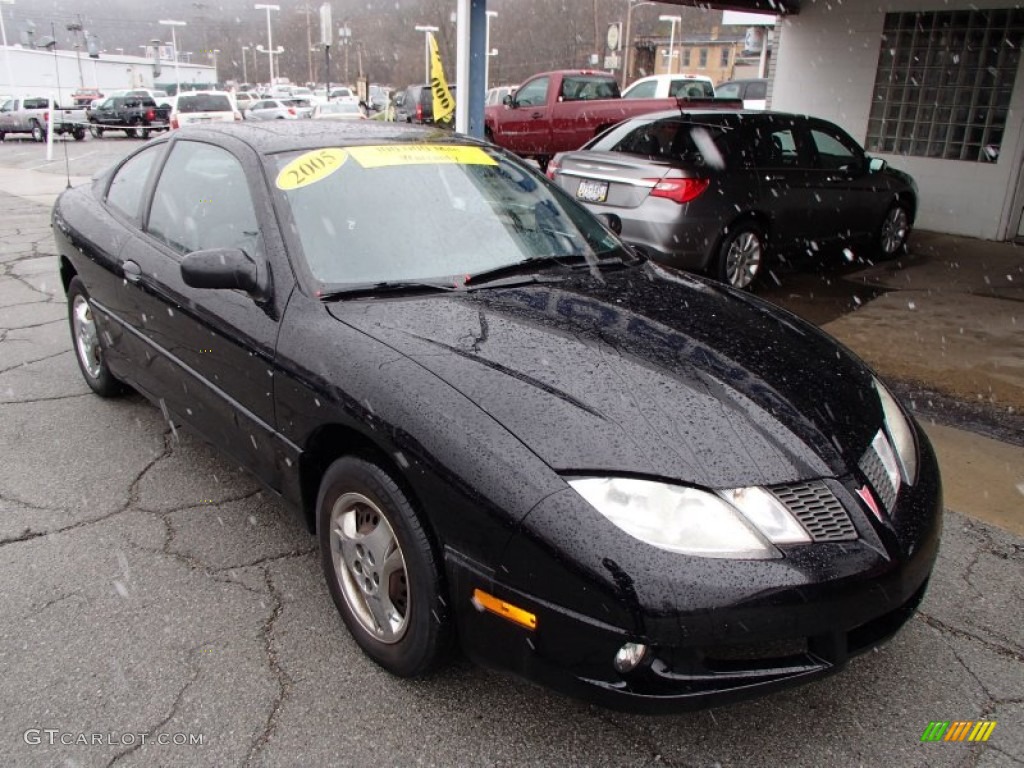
top-left (874, 379), bottom-right (918, 484)
top-left (568, 477), bottom-right (779, 559)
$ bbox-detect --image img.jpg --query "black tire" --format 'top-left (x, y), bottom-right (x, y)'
top-left (136, 127), bottom-right (150, 140)
top-left (535, 155), bottom-right (551, 174)
top-left (0, 130), bottom-right (5, 141)
top-left (878, 202), bottom-right (911, 259)
top-left (90, 125), bottom-right (104, 138)
top-left (67, 277), bottom-right (126, 398)
top-left (715, 220), bottom-right (766, 291)
top-left (72, 127), bottom-right (86, 141)
top-left (317, 457), bottom-right (452, 677)
top-left (30, 120), bottom-right (44, 142)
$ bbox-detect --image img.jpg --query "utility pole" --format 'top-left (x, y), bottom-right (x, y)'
top-left (66, 17), bottom-right (85, 88)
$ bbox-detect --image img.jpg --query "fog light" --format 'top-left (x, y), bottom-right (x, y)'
top-left (613, 642), bottom-right (648, 673)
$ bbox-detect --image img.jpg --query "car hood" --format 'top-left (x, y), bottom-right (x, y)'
top-left (327, 263), bottom-right (882, 489)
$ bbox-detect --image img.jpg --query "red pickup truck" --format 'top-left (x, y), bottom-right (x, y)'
top-left (484, 70), bottom-right (694, 170)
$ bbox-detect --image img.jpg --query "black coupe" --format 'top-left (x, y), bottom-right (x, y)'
top-left (53, 122), bottom-right (941, 712)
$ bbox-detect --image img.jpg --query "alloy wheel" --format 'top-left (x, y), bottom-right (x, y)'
top-left (881, 206), bottom-right (909, 255)
top-left (725, 231), bottom-right (763, 289)
top-left (71, 294), bottom-right (102, 380)
top-left (329, 492), bottom-right (410, 643)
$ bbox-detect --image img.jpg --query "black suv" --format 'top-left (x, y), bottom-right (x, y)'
top-left (395, 84), bottom-right (457, 124)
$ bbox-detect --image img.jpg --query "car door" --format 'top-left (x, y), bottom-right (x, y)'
top-left (502, 75), bottom-right (551, 154)
top-left (750, 114), bottom-right (820, 253)
top-left (119, 137), bottom-right (289, 488)
top-left (804, 118), bottom-right (883, 243)
top-left (93, 98), bottom-right (118, 126)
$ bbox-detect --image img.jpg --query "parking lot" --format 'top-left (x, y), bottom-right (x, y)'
top-left (0, 135), bottom-right (1021, 767)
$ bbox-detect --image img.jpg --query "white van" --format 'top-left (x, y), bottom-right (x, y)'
top-left (621, 74), bottom-right (715, 100)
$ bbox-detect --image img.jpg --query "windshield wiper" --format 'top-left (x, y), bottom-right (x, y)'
top-left (317, 280), bottom-right (456, 301)
top-left (463, 255), bottom-right (590, 287)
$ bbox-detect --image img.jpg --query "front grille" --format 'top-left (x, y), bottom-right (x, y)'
top-left (859, 434), bottom-right (898, 512)
top-left (769, 481), bottom-right (857, 542)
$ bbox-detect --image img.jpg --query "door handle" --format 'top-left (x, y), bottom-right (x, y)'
top-left (531, 112), bottom-right (543, 119)
top-left (122, 260), bottom-right (142, 284)
top-left (763, 174), bottom-right (785, 182)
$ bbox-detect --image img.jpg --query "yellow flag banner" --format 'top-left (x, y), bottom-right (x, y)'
top-left (428, 33), bottom-right (455, 125)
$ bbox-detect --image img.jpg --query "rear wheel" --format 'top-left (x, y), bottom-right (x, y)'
top-left (318, 457), bottom-right (452, 677)
top-left (30, 120), bottom-right (44, 142)
top-left (90, 125), bottom-right (104, 138)
top-left (72, 127), bottom-right (86, 141)
top-left (715, 221), bottom-right (766, 291)
top-left (67, 277), bottom-right (126, 398)
top-left (0, 130), bottom-right (5, 142)
top-left (878, 202), bottom-right (911, 258)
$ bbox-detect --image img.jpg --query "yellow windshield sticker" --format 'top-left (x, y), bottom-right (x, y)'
top-left (347, 144), bottom-right (496, 169)
top-left (276, 148), bottom-right (348, 190)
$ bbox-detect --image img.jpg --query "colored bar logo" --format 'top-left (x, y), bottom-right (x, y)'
top-left (921, 721), bottom-right (997, 742)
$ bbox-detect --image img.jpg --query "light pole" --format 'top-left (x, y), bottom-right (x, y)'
top-left (254, 4), bottom-right (280, 85)
top-left (414, 24), bottom-right (438, 85)
top-left (208, 48), bottom-right (219, 81)
top-left (158, 19), bottom-right (186, 95)
top-left (338, 24), bottom-right (351, 84)
top-left (256, 44), bottom-right (283, 85)
top-left (658, 14), bottom-right (681, 75)
top-left (0, 0), bottom-right (14, 97)
top-left (485, 10), bottom-right (497, 91)
top-left (241, 44), bottom-right (250, 83)
top-left (622, 0), bottom-right (656, 86)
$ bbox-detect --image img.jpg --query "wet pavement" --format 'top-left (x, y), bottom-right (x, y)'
top-left (0, 139), bottom-right (1022, 766)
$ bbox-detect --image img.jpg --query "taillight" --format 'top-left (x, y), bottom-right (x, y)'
top-left (546, 154), bottom-right (562, 180)
top-left (288, 107), bottom-right (296, 116)
top-left (645, 177), bottom-right (710, 204)
top-left (416, 102), bottom-right (423, 121)
top-left (43, 111), bottom-right (49, 123)
top-left (171, 115), bottom-right (179, 129)
top-left (234, 111), bottom-right (242, 121)
top-left (145, 109), bottom-right (155, 122)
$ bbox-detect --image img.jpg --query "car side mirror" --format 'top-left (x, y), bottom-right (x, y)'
top-left (868, 156), bottom-right (887, 173)
top-left (181, 248), bottom-right (258, 293)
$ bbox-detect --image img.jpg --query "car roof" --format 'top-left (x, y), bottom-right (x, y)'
top-left (169, 121), bottom-right (455, 154)
top-left (629, 73), bottom-right (714, 83)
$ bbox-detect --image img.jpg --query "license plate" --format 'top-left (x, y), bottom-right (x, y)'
top-left (576, 179), bottom-right (608, 203)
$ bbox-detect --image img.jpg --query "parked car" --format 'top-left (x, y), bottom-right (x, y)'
top-left (246, 97), bottom-right (314, 120)
top-left (70, 88), bottom-right (104, 107)
top-left (394, 83), bottom-right (457, 125)
top-left (88, 96), bottom-right (171, 139)
top-left (233, 91), bottom-right (258, 114)
top-left (485, 85), bottom-right (516, 106)
top-left (311, 101), bottom-right (366, 120)
top-left (368, 84), bottom-right (391, 111)
top-left (53, 121), bottom-right (940, 713)
top-left (484, 70), bottom-right (711, 171)
top-left (548, 109), bottom-right (917, 290)
top-left (328, 86), bottom-right (359, 103)
top-left (716, 78), bottom-right (768, 110)
top-left (622, 73), bottom-right (715, 100)
top-left (171, 91), bottom-right (241, 129)
top-left (0, 97), bottom-right (89, 141)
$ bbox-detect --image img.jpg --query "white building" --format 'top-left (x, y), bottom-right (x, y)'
top-left (769, 2), bottom-right (1024, 241)
top-left (0, 45), bottom-right (216, 103)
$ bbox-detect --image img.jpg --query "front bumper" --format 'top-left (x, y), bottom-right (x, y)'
top-left (445, 439), bottom-right (942, 713)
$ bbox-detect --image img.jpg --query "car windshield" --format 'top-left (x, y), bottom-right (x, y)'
top-left (285, 98), bottom-right (311, 108)
top-left (321, 102), bottom-right (360, 114)
top-left (271, 142), bottom-right (623, 288)
top-left (177, 94), bottom-right (232, 112)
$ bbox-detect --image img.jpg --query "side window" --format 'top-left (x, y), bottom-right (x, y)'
top-left (624, 80), bottom-right (656, 99)
top-left (515, 77), bottom-right (549, 107)
top-left (0, 100), bottom-right (12, 112)
top-left (669, 81), bottom-right (710, 99)
top-left (810, 126), bottom-right (861, 170)
top-left (717, 83), bottom-right (741, 99)
top-left (754, 123), bottom-right (803, 168)
top-left (748, 81), bottom-right (767, 100)
top-left (147, 141), bottom-right (262, 258)
top-left (106, 144), bottom-right (164, 223)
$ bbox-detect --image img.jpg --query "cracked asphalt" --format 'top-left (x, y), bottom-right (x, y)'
top-left (0, 139), bottom-right (1022, 767)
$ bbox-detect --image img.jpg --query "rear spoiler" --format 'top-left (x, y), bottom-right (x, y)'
top-left (673, 97), bottom-right (745, 111)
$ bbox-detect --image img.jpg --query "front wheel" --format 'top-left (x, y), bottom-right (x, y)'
top-left (90, 125), bottom-right (104, 138)
top-left (715, 221), bottom-right (766, 291)
top-left (318, 457), bottom-right (452, 677)
top-left (30, 121), bottom-right (44, 142)
top-left (67, 277), bottom-right (126, 397)
top-left (135, 127), bottom-right (150, 139)
top-left (878, 203), bottom-right (911, 258)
